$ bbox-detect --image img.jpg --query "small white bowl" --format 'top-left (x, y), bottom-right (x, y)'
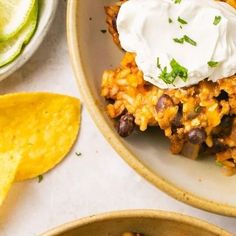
top-left (0, 0), bottom-right (58, 81)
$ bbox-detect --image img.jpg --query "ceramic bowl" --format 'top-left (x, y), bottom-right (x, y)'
top-left (67, 0), bottom-right (236, 216)
top-left (0, 0), bottom-right (58, 81)
top-left (42, 210), bottom-right (232, 236)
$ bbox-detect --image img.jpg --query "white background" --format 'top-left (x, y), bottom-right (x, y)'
top-left (0, 2), bottom-right (236, 235)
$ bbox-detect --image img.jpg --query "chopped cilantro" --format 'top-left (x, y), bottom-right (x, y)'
top-left (178, 16), bottom-right (188, 25)
top-left (173, 37), bottom-right (184, 44)
top-left (194, 106), bottom-right (201, 113)
top-left (213, 16), bottom-right (221, 25)
top-left (168, 18), bottom-right (173, 23)
top-left (157, 58), bottom-right (188, 84)
top-left (38, 175), bottom-right (43, 183)
top-left (173, 35), bottom-right (197, 46)
top-left (208, 61), bottom-right (219, 67)
top-left (183, 35), bottom-right (197, 46)
top-left (170, 59), bottom-right (188, 81)
top-left (159, 66), bottom-right (174, 84)
top-left (216, 161), bottom-right (223, 167)
top-left (173, 0), bottom-right (182, 3)
top-left (157, 57), bottom-right (161, 69)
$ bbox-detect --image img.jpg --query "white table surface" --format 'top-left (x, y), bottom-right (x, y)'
top-left (0, 2), bottom-right (236, 236)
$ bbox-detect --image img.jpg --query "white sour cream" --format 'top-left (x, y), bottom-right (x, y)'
top-left (117, 0), bottom-right (236, 89)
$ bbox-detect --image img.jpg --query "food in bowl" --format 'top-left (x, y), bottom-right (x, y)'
top-left (101, 0), bottom-right (236, 175)
top-left (0, 0), bottom-right (38, 67)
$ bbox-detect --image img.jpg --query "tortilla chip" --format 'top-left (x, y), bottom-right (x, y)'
top-left (0, 152), bottom-right (21, 206)
top-left (0, 92), bottom-right (81, 181)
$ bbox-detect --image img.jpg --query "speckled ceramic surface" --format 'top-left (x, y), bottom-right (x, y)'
top-left (67, 0), bottom-right (236, 216)
top-left (0, 0), bottom-right (58, 81)
top-left (42, 210), bottom-right (232, 236)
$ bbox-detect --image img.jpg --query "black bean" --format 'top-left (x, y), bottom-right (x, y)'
top-left (172, 104), bottom-right (183, 128)
top-left (210, 139), bottom-right (228, 154)
top-left (156, 94), bottom-right (174, 112)
top-left (200, 142), bottom-right (208, 154)
top-left (200, 139), bottom-right (228, 155)
top-left (143, 82), bottom-right (153, 91)
top-left (221, 116), bottom-right (234, 136)
top-left (188, 128), bottom-right (207, 144)
top-left (215, 90), bottom-right (229, 101)
top-left (212, 116), bottom-right (234, 138)
top-left (117, 114), bottom-right (135, 137)
top-left (171, 105), bottom-right (183, 134)
top-left (106, 98), bottom-right (115, 104)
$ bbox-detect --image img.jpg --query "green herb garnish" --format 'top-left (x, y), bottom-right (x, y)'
top-left (170, 59), bottom-right (188, 82)
top-left (183, 35), bottom-right (197, 46)
top-left (38, 175), bottom-right (43, 183)
top-left (157, 58), bottom-right (188, 84)
top-left (157, 57), bottom-right (161, 69)
top-left (173, 37), bottom-right (184, 44)
top-left (216, 161), bottom-right (223, 167)
top-left (173, 0), bottom-right (182, 3)
top-left (173, 35), bottom-right (197, 46)
top-left (194, 106), bottom-right (201, 113)
top-left (168, 18), bottom-right (173, 23)
top-left (159, 66), bottom-right (174, 84)
top-left (178, 16), bottom-right (188, 25)
top-left (208, 61), bottom-right (219, 67)
top-left (213, 16), bottom-right (221, 25)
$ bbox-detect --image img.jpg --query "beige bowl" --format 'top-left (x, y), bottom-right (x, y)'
top-left (67, 0), bottom-right (236, 216)
top-left (42, 210), bottom-right (232, 236)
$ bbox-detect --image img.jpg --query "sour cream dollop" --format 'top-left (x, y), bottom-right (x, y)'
top-left (117, 0), bottom-right (236, 89)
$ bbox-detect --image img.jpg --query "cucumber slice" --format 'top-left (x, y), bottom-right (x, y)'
top-left (0, 0), bottom-right (38, 67)
top-left (0, 0), bottom-right (36, 41)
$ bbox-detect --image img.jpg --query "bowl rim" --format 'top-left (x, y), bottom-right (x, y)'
top-left (41, 209), bottom-right (232, 236)
top-left (66, 0), bottom-right (236, 217)
top-left (0, 0), bottom-right (58, 81)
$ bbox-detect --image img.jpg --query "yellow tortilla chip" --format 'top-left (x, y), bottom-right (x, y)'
top-left (0, 152), bottom-right (21, 206)
top-left (0, 92), bottom-right (81, 181)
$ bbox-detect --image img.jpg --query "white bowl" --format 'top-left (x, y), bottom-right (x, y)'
top-left (67, 0), bottom-right (236, 216)
top-left (0, 0), bottom-right (58, 81)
